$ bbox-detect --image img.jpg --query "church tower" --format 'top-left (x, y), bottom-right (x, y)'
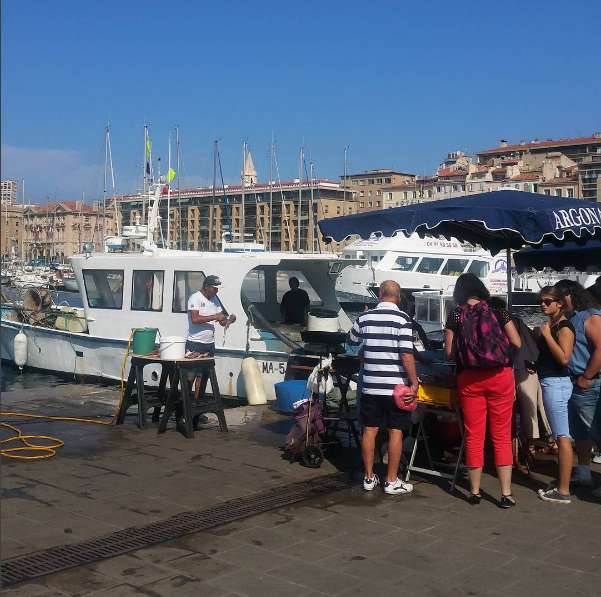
top-left (241, 150), bottom-right (257, 186)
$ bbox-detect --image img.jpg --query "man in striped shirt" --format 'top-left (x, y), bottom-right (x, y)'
top-left (348, 280), bottom-right (419, 495)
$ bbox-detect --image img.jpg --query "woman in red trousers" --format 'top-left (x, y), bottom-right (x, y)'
top-left (445, 274), bottom-right (521, 508)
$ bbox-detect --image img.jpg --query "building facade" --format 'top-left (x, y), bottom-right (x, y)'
top-left (22, 201), bottom-right (113, 263)
top-left (1, 204), bottom-right (25, 260)
top-left (1, 180), bottom-right (19, 206)
top-left (340, 169), bottom-right (415, 212)
top-left (117, 179), bottom-right (357, 254)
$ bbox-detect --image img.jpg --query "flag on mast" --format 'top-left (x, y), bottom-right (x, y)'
top-left (166, 168), bottom-right (176, 183)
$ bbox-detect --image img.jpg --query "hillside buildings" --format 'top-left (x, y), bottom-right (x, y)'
top-left (1, 180), bottom-right (19, 206)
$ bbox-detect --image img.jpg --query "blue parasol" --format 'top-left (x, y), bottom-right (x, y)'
top-left (318, 190), bottom-right (601, 309)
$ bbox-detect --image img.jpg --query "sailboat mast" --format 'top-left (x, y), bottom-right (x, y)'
top-left (142, 125), bottom-right (148, 222)
top-left (103, 125), bottom-right (108, 249)
top-left (167, 130), bottom-right (172, 248)
top-left (343, 146), bottom-right (348, 215)
top-left (297, 147), bottom-right (303, 251)
top-left (176, 126), bottom-right (181, 250)
top-left (310, 161), bottom-right (315, 252)
top-left (107, 129), bottom-right (119, 235)
top-left (211, 139), bottom-right (217, 251)
top-left (269, 136), bottom-right (274, 252)
top-left (241, 140), bottom-right (246, 243)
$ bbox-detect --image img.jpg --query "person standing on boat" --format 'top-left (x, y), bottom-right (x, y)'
top-left (280, 277), bottom-right (310, 325)
top-left (186, 275), bottom-right (236, 359)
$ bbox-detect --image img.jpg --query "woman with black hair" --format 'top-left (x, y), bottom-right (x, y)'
top-left (445, 273), bottom-right (521, 507)
top-left (553, 280), bottom-right (601, 495)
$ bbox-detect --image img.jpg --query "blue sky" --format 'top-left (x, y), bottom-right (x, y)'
top-left (2, 0), bottom-right (600, 203)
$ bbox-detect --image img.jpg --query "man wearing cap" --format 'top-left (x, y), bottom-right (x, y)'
top-left (187, 275), bottom-right (236, 359)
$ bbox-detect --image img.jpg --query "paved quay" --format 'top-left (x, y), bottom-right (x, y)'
top-left (1, 382), bottom-right (600, 597)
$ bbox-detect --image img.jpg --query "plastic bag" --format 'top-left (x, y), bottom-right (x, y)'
top-left (306, 355), bottom-right (334, 396)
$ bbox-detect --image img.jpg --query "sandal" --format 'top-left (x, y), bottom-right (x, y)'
top-left (468, 493), bottom-right (482, 505)
top-left (537, 442), bottom-right (558, 455)
top-left (500, 494), bottom-right (516, 508)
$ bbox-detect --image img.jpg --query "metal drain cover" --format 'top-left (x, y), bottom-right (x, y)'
top-left (1, 471), bottom-right (358, 587)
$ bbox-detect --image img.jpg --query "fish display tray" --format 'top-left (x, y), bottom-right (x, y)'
top-left (418, 383), bottom-right (460, 406)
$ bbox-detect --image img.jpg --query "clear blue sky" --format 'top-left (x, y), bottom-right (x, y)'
top-left (2, 0), bottom-right (600, 203)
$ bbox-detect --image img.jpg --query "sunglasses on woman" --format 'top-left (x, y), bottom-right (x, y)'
top-left (540, 298), bottom-right (556, 306)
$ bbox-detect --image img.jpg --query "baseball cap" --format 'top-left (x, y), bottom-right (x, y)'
top-left (204, 275), bottom-right (223, 288)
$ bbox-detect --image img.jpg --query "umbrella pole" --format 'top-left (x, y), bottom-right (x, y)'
top-left (506, 246), bottom-right (512, 312)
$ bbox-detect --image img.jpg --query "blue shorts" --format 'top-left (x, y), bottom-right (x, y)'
top-left (540, 376), bottom-right (573, 440)
top-left (569, 378), bottom-right (601, 441)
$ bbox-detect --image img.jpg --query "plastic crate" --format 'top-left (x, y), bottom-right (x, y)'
top-left (418, 383), bottom-right (460, 406)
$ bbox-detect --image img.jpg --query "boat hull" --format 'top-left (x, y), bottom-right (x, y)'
top-left (1, 320), bottom-right (288, 401)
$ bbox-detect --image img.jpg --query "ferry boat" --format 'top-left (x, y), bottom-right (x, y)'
top-left (1, 183), bottom-right (358, 401)
top-left (335, 233), bottom-right (575, 307)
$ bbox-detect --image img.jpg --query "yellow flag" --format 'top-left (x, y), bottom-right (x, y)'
top-left (166, 168), bottom-right (175, 183)
top-left (146, 139), bottom-right (151, 156)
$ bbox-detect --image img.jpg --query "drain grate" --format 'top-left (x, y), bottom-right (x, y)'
top-left (1, 470), bottom-right (359, 587)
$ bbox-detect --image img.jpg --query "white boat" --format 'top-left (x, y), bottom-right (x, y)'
top-left (61, 273), bottom-right (79, 292)
top-left (335, 233), bottom-right (586, 307)
top-left (1, 183), bottom-right (358, 401)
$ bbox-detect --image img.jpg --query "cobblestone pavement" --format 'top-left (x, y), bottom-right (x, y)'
top-left (2, 385), bottom-right (600, 596)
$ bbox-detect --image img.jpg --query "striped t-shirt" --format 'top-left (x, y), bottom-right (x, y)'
top-left (347, 302), bottom-right (414, 396)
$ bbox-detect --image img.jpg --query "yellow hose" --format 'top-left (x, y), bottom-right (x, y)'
top-left (1, 328), bottom-right (138, 460)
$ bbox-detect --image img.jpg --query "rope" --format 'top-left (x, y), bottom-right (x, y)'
top-left (1, 328), bottom-right (138, 460)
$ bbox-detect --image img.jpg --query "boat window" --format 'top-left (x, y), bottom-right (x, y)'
top-left (391, 256), bottom-right (419, 271)
top-left (428, 298), bottom-right (440, 323)
top-left (276, 271), bottom-right (321, 305)
top-left (242, 270), bottom-right (265, 303)
top-left (416, 298), bottom-right (428, 321)
top-left (467, 260), bottom-right (490, 278)
top-left (440, 258), bottom-right (469, 276)
top-left (131, 270), bottom-right (164, 311)
top-left (172, 270), bottom-right (206, 313)
top-left (83, 269), bottom-right (124, 309)
top-left (415, 257), bottom-right (443, 274)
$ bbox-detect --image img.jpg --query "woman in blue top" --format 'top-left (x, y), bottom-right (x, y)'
top-left (534, 286), bottom-right (575, 504)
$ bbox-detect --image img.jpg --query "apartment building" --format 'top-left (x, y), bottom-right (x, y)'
top-left (340, 169), bottom-right (415, 213)
top-left (1, 180), bottom-right (19, 206)
top-left (1, 204), bottom-right (25, 259)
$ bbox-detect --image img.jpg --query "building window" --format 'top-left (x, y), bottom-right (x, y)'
top-left (376, 190), bottom-right (381, 196)
top-left (360, 190), bottom-right (365, 197)
top-left (567, 188), bottom-right (574, 198)
top-left (336, 206), bottom-right (341, 214)
top-left (412, 191), bottom-right (417, 199)
top-left (368, 190), bottom-right (372, 197)
top-left (367, 179), bottom-right (374, 185)
top-left (544, 189), bottom-right (551, 195)
top-left (360, 202), bottom-right (364, 208)
top-left (368, 201), bottom-right (373, 207)
top-left (376, 178), bottom-right (382, 184)
top-left (427, 190), bottom-right (433, 198)
top-left (325, 205), bottom-right (329, 214)
top-left (387, 192), bottom-right (393, 200)
top-left (555, 188), bottom-right (562, 197)
top-left (479, 183), bottom-right (485, 191)
top-left (359, 180), bottom-right (366, 186)
top-left (403, 191), bottom-right (408, 200)
top-left (376, 201), bottom-right (381, 207)
top-left (132, 270), bottom-right (164, 311)
top-left (385, 178), bottom-right (391, 184)
top-left (351, 180), bottom-right (358, 186)
top-left (468, 184), bottom-right (473, 191)
top-left (437, 186), bottom-right (442, 193)
top-left (452, 185), bottom-right (459, 192)
top-left (348, 207), bottom-right (353, 214)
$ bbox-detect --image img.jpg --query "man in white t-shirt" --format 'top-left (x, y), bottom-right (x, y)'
top-left (186, 275), bottom-right (236, 362)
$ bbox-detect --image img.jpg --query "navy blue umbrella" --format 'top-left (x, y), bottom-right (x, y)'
top-left (318, 190), bottom-right (601, 309)
top-left (514, 239), bottom-right (601, 273)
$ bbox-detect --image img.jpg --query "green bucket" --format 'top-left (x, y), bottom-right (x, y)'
top-left (131, 328), bottom-right (159, 355)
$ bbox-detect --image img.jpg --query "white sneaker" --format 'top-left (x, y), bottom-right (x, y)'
top-left (570, 470), bottom-right (594, 487)
top-left (591, 486), bottom-right (601, 498)
top-left (383, 478), bottom-right (413, 495)
top-left (592, 451), bottom-right (601, 464)
top-left (363, 474), bottom-right (379, 491)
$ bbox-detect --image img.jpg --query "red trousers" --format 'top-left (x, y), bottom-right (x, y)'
top-left (458, 366), bottom-right (515, 468)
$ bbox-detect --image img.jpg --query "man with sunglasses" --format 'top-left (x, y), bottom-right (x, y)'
top-left (554, 280), bottom-right (601, 495)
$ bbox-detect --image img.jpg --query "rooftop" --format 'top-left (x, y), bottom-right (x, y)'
top-left (478, 134), bottom-right (601, 155)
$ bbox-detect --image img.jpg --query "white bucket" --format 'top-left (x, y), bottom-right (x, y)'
top-left (159, 336), bottom-right (186, 359)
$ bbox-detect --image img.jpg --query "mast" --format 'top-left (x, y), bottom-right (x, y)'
top-left (176, 126), bottom-right (182, 250)
top-left (241, 140), bottom-right (246, 243)
top-left (142, 125), bottom-right (148, 222)
top-left (298, 147), bottom-right (303, 251)
top-left (103, 124), bottom-right (108, 249)
top-left (310, 160), bottom-right (315, 251)
top-left (269, 135), bottom-right (274, 252)
top-left (107, 128), bottom-right (119, 235)
top-left (343, 146), bottom-right (348, 215)
top-left (79, 190), bottom-right (84, 254)
top-left (211, 139), bottom-right (217, 251)
top-left (167, 129), bottom-right (172, 248)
